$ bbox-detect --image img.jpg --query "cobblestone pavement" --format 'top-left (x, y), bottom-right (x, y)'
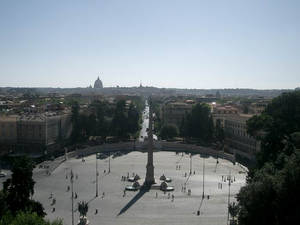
top-left (33, 151), bottom-right (246, 225)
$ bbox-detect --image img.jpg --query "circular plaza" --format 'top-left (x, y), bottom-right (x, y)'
top-left (33, 151), bottom-right (246, 225)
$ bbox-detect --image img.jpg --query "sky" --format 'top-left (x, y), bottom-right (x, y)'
top-left (0, 0), bottom-right (299, 89)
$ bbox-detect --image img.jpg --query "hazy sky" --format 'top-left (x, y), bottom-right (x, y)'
top-left (0, 0), bottom-right (299, 89)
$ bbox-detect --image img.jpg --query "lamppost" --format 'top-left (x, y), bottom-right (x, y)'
top-left (96, 153), bottom-right (99, 197)
top-left (197, 156), bottom-right (205, 216)
top-left (227, 170), bottom-right (232, 225)
top-left (202, 157), bottom-right (205, 199)
top-left (70, 170), bottom-right (74, 225)
top-left (189, 153), bottom-right (192, 175)
top-left (108, 152), bottom-right (111, 173)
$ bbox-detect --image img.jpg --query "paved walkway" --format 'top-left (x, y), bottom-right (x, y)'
top-left (33, 151), bottom-right (246, 225)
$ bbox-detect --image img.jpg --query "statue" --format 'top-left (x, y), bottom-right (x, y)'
top-left (78, 201), bottom-right (89, 225)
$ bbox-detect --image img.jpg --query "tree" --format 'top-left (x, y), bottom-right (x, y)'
top-left (215, 119), bottom-right (225, 143)
top-left (246, 91), bottom-right (300, 168)
top-left (111, 100), bottom-right (129, 138)
top-left (237, 149), bottom-right (300, 225)
top-left (183, 103), bottom-right (214, 143)
top-left (2, 157), bottom-right (45, 217)
top-left (0, 211), bottom-right (62, 225)
top-left (236, 91), bottom-right (300, 225)
top-left (179, 117), bottom-right (186, 138)
top-left (160, 124), bottom-right (178, 140)
top-left (70, 101), bottom-right (80, 143)
top-left (127, 103), bottom-right (139, 135)
top-left (0, 191), bottom-right (8, 217)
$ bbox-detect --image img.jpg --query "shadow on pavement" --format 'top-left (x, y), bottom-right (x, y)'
top-left (198, 197), bottom-right (205, 212)
top-left (117, 186), bottom-right (149, 216)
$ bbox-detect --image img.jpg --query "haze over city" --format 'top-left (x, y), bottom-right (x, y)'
top-left (1, 2), bottom-right (300, 225)
top-left (0, 0), bottom-right (299, 89)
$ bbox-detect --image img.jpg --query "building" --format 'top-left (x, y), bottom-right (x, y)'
top-left (224, 114), bottom-right (260, 164)
top-left (161, 101), bottom-right (194, 128)
top-left (0, 116), bottom-right (18, 155)
top-left (94, 77), bottom-right (103, 89)
top-left (0, 112), bottom-right (72, 155)
top-left (248, 100), bottom-right (270, 114)
top-left (212, 105), bottom-right (238, 127)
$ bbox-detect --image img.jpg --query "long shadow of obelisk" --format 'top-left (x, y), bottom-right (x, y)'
top-left (117, 186), bottom-right (150, 216)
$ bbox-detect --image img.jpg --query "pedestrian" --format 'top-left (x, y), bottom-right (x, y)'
top-left (104, 170), bottom-right (106, 173)
top-left (52, 207), bottom-right (55, 212)
top-left (194, 170), bottom-right (195, 175)
top-left (75, 193), bottom-right (78, 199)
top-left (67, 186), bottom-right (70, 191)
top-left (102, 192), bottom-right (105, 198)
top-left (207, 195), bottom-right (210, 200)
top-left (95, 209), bottom-right (98, 214)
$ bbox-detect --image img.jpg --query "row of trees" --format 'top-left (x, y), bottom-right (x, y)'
top-left (71, 99), bottom-right (141, 143)
top-left (160, 103), bottom-right (224, 144)
top-left (0, 157), bottom-right (62, 225)
top-left (235, 91), bottom-right (300, 225)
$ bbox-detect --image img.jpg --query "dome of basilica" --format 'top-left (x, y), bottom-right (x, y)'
top-left (94, 77), bottom-right (103, 88)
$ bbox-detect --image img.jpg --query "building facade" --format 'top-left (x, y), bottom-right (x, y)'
top-left (212, 105), bottom-right (239, 127)
top-left (161, 101), bottom-right (194, 128)
top-left (224, 114), bottom-right (260, 164)
top-left (0, 113), bottom-right (72, 155)
top-left (0, 116), bottom-right (18, 155)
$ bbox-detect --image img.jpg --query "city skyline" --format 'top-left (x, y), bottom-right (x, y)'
top-left (0, 0), bottom-right (299, 89)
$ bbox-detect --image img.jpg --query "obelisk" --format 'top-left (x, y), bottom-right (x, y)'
top-left (144, 100), bottom-right (155, 186)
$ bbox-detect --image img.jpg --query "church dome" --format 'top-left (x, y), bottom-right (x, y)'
top-left (94, 77), bottom-right (103, 88)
